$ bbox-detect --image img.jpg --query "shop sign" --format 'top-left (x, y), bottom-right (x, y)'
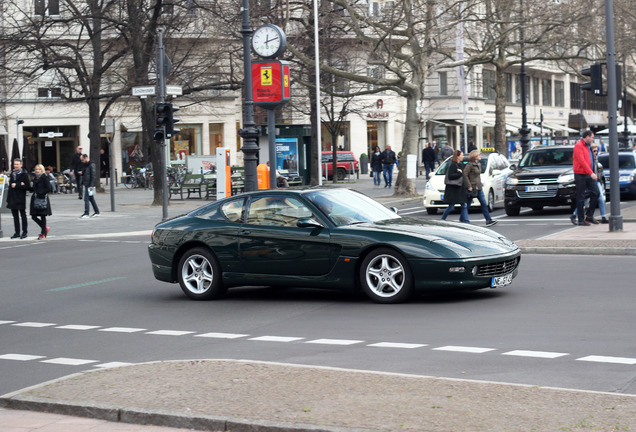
top-left (252, 60), bottom-right (290, 109)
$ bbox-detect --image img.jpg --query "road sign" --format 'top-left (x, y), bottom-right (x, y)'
top-left (166, 85), bottom-right (182, 96)
top-left (132, 86), bottom-right (156, 96)
top-left (38, 132), bottom-right (63, 138)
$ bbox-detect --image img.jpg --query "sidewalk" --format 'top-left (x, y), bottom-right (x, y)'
top-left (2, 178), bottom-right (636, 432)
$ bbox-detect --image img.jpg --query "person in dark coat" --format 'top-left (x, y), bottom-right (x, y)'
top-left (422, 143), bottom-right (437, 180)
top-left (79, 153), bottom-right (100, 218)
top-left (6, 158), bottom-right (30, 238)
top-left (370, 146), bottom-right (383, 186)
top-left (440, 150), bottom-right (470, 223)
top-left (30, 164), bottom-right (53, 239)
top-left (70, 145), bottom-right (85, 199)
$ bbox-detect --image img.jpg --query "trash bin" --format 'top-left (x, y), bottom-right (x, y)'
top-left (360, 154), bottom-right (368, 175)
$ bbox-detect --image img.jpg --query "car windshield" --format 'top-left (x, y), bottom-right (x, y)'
top-left (304, 189), bottom-right (400, 226)
top-left (519, 148), bottom-right (573, 167)
top-left (437, 156), bottom-right (487, 175)
top-left (597, 154), bottom-right (636, 169)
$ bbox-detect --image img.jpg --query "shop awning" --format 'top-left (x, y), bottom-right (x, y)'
top-left (430, 119), bottom-right (492, 127)
top-left (541, 122), bottom-right (578, 134)
top-left (506, 123), bottom-right (542, 134)
top-left (569, 113), bottom-right (607, 128)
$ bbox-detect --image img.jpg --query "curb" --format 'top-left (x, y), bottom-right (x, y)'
top-left (519, 246), bottom-right (636, 256)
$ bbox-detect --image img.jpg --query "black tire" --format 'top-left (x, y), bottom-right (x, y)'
top-left (426, 207), bottom-right (438, 215)
top-left (123, 176), bottom-right (135, 189)
top-left (487, 189), bottom-right (495, 213)
top-left (177, 247), bottom-right (226, 300)
top-left (336, 168), bottom-right (347, 181)
top-left (359, 248), bottom-right (413, 304)
top-left (505, 205), bottom-right (520, 216)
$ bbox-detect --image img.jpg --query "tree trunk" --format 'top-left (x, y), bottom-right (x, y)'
top-left (393, 92), bottom-right (419, 196)
top-left (494, 65), bottom-right (508, 156)
top-left (88, 97), bottom-right (103, 191)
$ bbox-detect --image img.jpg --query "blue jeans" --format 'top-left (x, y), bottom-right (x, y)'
top-left (382, 164), bottom-right (393, 186)
top-left (372, 170), bottom-right (382, 185)
top-left (84, 186), bottom-right (100, 215)
top-left (424, 161), bottom-right (435, 179)
top-left (471, 190), bottom-right (493, 221)
top-left (441, 201), bottom-right (470, 223)
top-left (573, 181), bottom-right (606, 218)
top-left (575, 174), bottom-right (599, 222)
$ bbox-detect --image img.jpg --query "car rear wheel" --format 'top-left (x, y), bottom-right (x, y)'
top-left (487, 189), bottom-right (495, 213)
top-left (505, 205), bottom-right (520, 216)
top-left (426, 207), bottom-right (438, 215)
top-left (177, 247), bottom-right (226, 300)
top-left (359, 248), bottom-right (413, 304)
top-left (336, 168), bottom-right (347, 181)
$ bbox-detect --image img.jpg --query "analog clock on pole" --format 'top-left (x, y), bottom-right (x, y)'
top-left (252, 24), bottom-right (287, 59)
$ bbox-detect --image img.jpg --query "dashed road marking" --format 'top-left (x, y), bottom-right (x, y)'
top-left (0, 321), bottom-right (16, 325)
top-left (40, 357), bottom-right (98, 366)
top-left (306, 339), bottom-right (364, 346)
top-left (576, 355), bottom-right (636, 365)
top-left (194, 332), bottom-right (249, 339)
top-left (0, 354), bottom-right (46, 361)
top-left (368, 342), bottom-right (428, 349)
top-left (249, 336), bottom-right (304, 342)
top-left (99, 327), bottom-right (147, 333)
top-left (48, 277), bottom-right (127, 292)
top-left (12, 322), bottom-right (56, 328)
top-left (503, 350), bottom-right (569, 359)
top-left (95, 362), bottom-right (135, 368)
top-left (433, 346), bottom-right (496, 354)
top-left (146, 330), bottom-right (196, 336)
top-left (56, 325), bottom-right (101, 330)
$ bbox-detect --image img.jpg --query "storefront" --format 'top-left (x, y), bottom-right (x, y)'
top-left (23, 126), bottom-right (79, 173)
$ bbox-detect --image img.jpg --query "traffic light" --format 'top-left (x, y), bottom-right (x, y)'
top-left (166, 104), bottom-right (180, 138)
top-left (581, 63), bottom-right (603, 95)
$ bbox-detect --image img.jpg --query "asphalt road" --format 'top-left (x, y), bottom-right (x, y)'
top-left (2, 234), bottom-right (635, 397)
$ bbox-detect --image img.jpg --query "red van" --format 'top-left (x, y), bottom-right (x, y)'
top-left (321, 151), bottom-right (359, 181)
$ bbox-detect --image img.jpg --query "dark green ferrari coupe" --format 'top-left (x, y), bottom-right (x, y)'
top-left (148, 188), bottom-right (520, 303)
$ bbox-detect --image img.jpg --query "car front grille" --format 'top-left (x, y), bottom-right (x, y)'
top-left (516, 189), bottom-right (558, 198)
top-left (516, 177), bottom-right (559, 185)
top-left (475, 257), bottom-right (520, 277)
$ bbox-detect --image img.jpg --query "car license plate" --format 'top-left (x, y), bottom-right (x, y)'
top-left (525, 185), bottom-right (547, 192)
top-left (491, 273), bottom-right (513, 288)
top-left (440, 194), bottom-right (444, 200)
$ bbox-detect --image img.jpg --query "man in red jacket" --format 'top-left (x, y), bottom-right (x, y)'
top-left (573, 130), bottom-right (600, 225)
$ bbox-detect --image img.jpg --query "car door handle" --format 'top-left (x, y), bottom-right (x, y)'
top-left (239, 229), bottom-right (251, 235)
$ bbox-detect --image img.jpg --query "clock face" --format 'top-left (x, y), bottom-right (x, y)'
top-left (252, 24), bottom-right (286, 58)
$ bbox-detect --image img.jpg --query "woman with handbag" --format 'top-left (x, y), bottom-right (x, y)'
top-left (440, 150), bottom-right (470, 223)
top-left (464, 150), bottom-right (497, 227)
top-left (30, 164), bottom-right (53, 239)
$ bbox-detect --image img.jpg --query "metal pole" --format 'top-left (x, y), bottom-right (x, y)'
top-left (604, 0), bottom-right (622, 231)
top-left (157, 28), bottom-right (169, 221)
top-left (268, 110), bottom-right (277, 188)
top-left (238, 0), bottom-right (260, 192)
top-left (518, 0), bottom-right (531, 155)
top-left (313, 0), bottom-right (323, 185)
top-left (579, 86), bottom-right (584, 136)
top-left (622, 61), bottom-right (629, 148)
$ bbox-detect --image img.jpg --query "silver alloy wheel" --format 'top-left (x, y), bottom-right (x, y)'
top-left (364, 254), bottom-right (405, 298)
top-left (488, 189), bottom-right (495, 213)
top-left (181, 254), bottom-right (214, 294)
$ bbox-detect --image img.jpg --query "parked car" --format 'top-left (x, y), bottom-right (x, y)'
top-left (598, 151), bottom-right (636, 199)
top-left (321, 151), bottom-right (359, 181)
top-left (504, 145), bottom-right (576, 216)
top-left (148, 188), bottom-right (521, 304)
top-left (423, 148), bottom-right (511, 215)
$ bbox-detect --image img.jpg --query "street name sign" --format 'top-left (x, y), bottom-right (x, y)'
top-left (132, 86), bottom-right (156, 96)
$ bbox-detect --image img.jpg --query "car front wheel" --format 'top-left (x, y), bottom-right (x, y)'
top-left (505, 205), bottom-right (520, 216)
top-left (487, 189), bottom-right (495, 213)
top-left (426, 207), bottom-right (438, 215)
top-left (177, 247), bottom-right (226, 300)
top-left (359, 248), bottom-right (413, 304)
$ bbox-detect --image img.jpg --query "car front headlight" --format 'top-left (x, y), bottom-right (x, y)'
top-left (557, 173), bottom-right (575, 184)
top-left (619, 175), bottom-right (634, 182)
top-left (425, 181), bottom-right (436, 191)
top-left (505, 177), bottom-right (518, 186)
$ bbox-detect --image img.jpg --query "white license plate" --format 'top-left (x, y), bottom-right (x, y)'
top-left (491, 273), bottom-right (513, 288)
top-left (525, 185), bottom-right (547, 192)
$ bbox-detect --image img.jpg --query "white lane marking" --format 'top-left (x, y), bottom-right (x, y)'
top-left (99, 327), bottom-right (147, 333)
top-left (12, 322), bottom-right (56, 328)
top-left (41, 357), bottom-right (99, 366)
top-left (95, 362), bottom-right (135, 368)
top-left (194, 332), bottom-right (249, 339)
top-left (0, 321), bottom-right (16, 325)
top-left (249, 336), bottom-right (304, 342)
top-left (0, 354), bottom-right (46, 361)
top-left (145, 330), bottom-right (196, 336)
top-left (56, 325), bottom-right (101, 330)
top-left (306, 339), bottom-right (364, 346)
top-left (368, 342), bottom-right (428, 349)
top-left (576, 355), bottom-right (636, 365)
top-left (503, 350), bottom-right (569, 359)
top-left (433, 346), bottom-right (496, 354)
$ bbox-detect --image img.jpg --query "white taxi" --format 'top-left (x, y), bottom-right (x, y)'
top-left (423, 148), bottom-right (512, 215)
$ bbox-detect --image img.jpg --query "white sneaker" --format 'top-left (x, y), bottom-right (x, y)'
top-left (90, 213), bottom-right (100, 218)
top-left (79, 214), bottom-right (90, 219)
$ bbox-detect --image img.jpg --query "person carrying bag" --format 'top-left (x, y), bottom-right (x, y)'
top-left (440, 150), bottom-right (470, 223)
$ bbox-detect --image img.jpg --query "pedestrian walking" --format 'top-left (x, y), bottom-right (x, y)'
top-left (6, 159), bottom-right (30, 238)
top-left (464, 150), bottom-right (497, 226)
top-left (573, 130), bottom-right (599, 226)
top-left (422, 143), bottom-right (436, 180)
top-left (570, 143), bottom-right (607, 224)
top-left (381, 145), bottom-right (397, 188)
top-left (370, 146), bottom-right (383, 186)
top-left (440, 150), bottom-right (470, 223)
top-left (70, 145), bottom-right (85, 199)
top-left (440, 142), bottom-right (454, 161)
top-left (79, 153), bottom-right (100, 219)
top-left (30, 164), bottom-right (52, 239)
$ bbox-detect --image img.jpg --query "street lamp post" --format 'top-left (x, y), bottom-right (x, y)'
top-left (238, 0), bottom-right (260, 192)
top-left (518, 0), bottom-right (531, 155)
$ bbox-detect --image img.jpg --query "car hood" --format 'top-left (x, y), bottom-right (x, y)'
top-left (511, 166), bottom-right (572, 177)
top-left (347, 218), bottom-right (518, 258)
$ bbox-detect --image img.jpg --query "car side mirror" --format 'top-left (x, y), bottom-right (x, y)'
top-left (491, 169), bottom-right (501, 176)
top-left (390, 207), bottom-right (399, 214)
top-left (509, 164), bottom-right (517, 170)
top-left (297, 218), bottom-right (324, 229)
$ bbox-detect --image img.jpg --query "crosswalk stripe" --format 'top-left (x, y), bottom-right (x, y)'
top-left (12, 322), bottom-right (56, 328)
top-left (99, 327), bottom-right (147, 333)
top-left (0, 354), bottom-right (46, 361)
top-left (41, 357), bottom-right (99, 366)
top-left (145, 330), bottom-right (196, 336)
top-left (503, 350), bottom-right (569, 359)
top-left (433, 346), bottom-right (496, 354)
top-left (306, 339), bottom-right (363, 346)
top-left (249, 336), bottom-right (304, 342)
top-left (368, 342), bottom-right (428, 349)
top-left (576, 355), bottom-right (636, 365)
top-left (194, 332), bottom-right (249, 339)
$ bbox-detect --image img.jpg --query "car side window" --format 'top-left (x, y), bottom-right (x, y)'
top-left (247, 196), bottom-right (315, 227)
top-left (220, 198), bottom-right (245, 223)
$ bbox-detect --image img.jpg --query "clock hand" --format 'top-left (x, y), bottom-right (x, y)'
top-left (265, 35), bottom-right (279, 44)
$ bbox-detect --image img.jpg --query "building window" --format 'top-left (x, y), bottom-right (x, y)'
top-left (515, 75), bottom-right (530, 104)
top-left (439, 71), bottom-right (448, 96)
top-left (483, 69), bottom-right (496, 101)
top-left (542, 78), bottom-right (552, 106)
top-left (554, 80), bottom-right (565, 107)
top-left (532, 77), bottom-right (540, 106)
top-left (505, 73), bottom-right (513, 103)
top-left (171, 125), bottom-right (202, 162)
top-left (38, 87), bottom-right (62, 98)
top-left (35, 0), bottom-right (60, 16)
top-left (367, 64), bottom-right (383, 92)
